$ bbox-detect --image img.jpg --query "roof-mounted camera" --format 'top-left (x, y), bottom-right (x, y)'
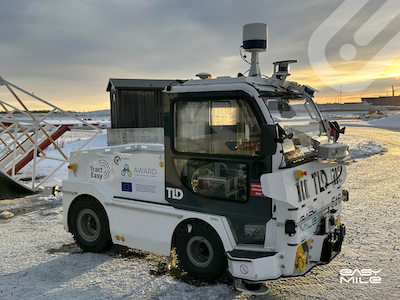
top-left (272, 60), bottom-right (297, 80)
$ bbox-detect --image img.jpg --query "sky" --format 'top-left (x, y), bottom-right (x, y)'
top-left (0, 0), bottom-right (399, 111)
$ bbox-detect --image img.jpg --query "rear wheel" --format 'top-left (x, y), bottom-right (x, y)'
top-left (69, 196), bottom-right (112, 252)
top-left (176, 221), bottom-right (227, 281)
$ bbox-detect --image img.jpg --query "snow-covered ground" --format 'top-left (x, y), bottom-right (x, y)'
top-left (1, 112), bottom-right (400, 299)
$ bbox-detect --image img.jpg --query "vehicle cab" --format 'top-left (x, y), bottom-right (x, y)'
top-left (163, 47), bottom-right (349, 294)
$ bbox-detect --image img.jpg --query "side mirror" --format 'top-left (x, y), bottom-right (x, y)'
top-left (278, 101), bottom-right (296, 118)
top-left (260, 124), bottom-right (277, 156)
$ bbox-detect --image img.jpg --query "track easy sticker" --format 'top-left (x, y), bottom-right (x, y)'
top-left (89, 159), bottom-right (110, 180)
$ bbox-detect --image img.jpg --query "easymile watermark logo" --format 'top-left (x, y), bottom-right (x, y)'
top-left (308, 0), bottom-right (400, 93)
top-left (340, 269), bottom-right (382, 284)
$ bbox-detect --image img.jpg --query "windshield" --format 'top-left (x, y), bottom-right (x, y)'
top-left (263, 98), bottom-right (329, 165)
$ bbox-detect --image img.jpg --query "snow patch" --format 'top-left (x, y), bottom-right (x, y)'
top-left (368, 112), bottom-right (400, 128)
top-left (340, 136), bottom-right (387, 158)
top-left (0, 210), bottom-right (15, 219)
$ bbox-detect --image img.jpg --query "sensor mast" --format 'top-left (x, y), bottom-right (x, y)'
top-left (242, 23), bottom-right (268, 77)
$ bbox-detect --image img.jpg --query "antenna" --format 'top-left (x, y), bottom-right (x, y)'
top-left (242, 23), bottom-right (268, 77)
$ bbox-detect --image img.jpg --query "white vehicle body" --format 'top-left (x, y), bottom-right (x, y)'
top-left (63, 24), bottom-right (349, 295)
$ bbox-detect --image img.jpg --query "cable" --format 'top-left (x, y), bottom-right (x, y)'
top-left (325, 167), bottom-right (343, 187)
top-left (239, 46), bottom-right (251, 65)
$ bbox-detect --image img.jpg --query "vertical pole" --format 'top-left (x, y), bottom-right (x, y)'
top-left (392, 85), bottom-right (395, 105)
top-left (32, 123), bottom-right (39, 189)
top-left (249, 50), bottom-right (261, 77)
top-left (11, 123), bottom-right (17, 177)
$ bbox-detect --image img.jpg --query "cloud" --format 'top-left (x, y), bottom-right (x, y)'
top-left (0, 0), bottom-right (399, 110)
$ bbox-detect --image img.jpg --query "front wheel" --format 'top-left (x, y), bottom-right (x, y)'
top-left (69, 196), bottom-right (112, 252)
top-left (175, 221), bottom-right (227, 281)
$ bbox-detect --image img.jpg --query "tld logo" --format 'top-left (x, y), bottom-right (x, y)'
top-left (166, 187), bottom-right (184, 200)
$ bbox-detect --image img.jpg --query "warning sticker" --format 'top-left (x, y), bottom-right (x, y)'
top-left (250, 183), bottom-right (265, 197)
top-left (240, 264), bottom-right (249, 274)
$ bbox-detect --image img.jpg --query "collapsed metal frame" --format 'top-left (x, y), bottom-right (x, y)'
top-left (0, 76), bottom-right (102, 191)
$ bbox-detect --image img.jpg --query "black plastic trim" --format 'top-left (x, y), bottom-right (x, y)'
top-left (228, 249), bottom-right (277, 260)
top-left (113, 196), bottom-right (173, 207)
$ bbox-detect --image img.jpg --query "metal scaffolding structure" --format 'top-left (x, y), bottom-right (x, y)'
top-left (0, 76), bottom-right (102, 192)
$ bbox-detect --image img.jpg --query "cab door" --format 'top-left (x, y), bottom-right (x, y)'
top-left (164, 90), bottom-right (273, 223)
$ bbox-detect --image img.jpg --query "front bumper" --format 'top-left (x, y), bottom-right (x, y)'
top-left (227, 224), bottom-right (346, 283)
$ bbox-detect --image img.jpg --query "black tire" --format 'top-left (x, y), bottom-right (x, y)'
top-left (69, 196), bottom-right (112, 252)
top-left (175, 221), bottom-right (227, 281)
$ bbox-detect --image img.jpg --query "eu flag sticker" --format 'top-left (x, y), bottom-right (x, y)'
top-left (122, 182), bottom-right (132, 192)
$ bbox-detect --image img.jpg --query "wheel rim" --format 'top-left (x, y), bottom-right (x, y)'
top-left (76, 208), bottom-right (101, 242)
top-left (186, 236), bottom-right (214, 268)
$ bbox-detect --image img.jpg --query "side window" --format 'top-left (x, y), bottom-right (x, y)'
top-left (174, 158), bottom-right (248, 202)
top-left (174, 99), bottom-right (261, 156)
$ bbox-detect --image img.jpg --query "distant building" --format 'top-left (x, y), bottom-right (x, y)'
top-left (361, 95), bottom-right (400, 106)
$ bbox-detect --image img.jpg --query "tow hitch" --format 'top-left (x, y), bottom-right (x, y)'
top-left (321, 224), bottom-right (346, 262)
top-left (234, 279), bottom-right (269, 296)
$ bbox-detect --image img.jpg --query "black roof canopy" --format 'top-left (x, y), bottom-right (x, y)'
top-left (107, 78), bottom-right (177, 129)
top-left (106, 78), bottom-right (176, 92)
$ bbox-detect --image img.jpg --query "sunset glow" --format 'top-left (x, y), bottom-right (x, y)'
top-left (0, 1), bottom-right (399, 111)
